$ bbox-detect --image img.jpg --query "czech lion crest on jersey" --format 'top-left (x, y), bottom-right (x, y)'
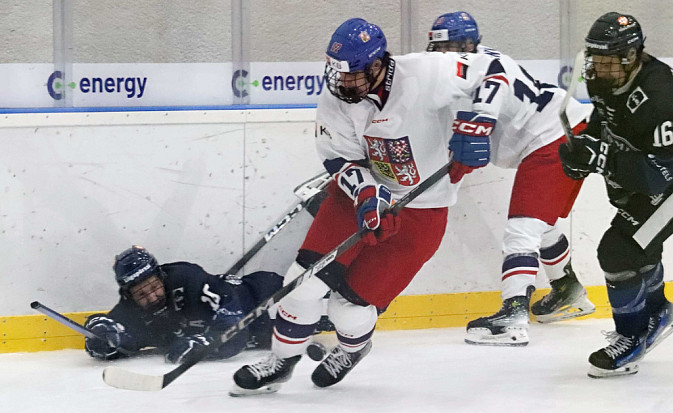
top-left (364, 135), bottom-right (419, 186)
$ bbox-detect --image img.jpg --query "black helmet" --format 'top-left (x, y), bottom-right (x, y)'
top-left (113, 245), bottom-right (160, 292)
top-left (585, 12), bottom-right (644, 57)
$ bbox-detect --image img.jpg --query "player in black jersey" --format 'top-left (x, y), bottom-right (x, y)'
top-left (559, 12), bottom-right (673, 378)
top-left (84, 245), bottom-right (283, 363)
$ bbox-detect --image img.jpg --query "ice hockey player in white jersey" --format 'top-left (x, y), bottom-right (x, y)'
top-left (230, 17), bottom-right (511, 396)
top-left (427, 11), bottom-right (595, 346)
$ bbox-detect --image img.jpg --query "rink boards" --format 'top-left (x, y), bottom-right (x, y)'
top-left (2, 107), bottom-right (672, 353)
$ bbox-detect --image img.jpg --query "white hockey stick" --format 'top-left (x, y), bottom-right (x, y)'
top-left (558, 50), bottom-right (586, 151)
top-left (102, 161), bottom-right (453, 391)
top-left (223, 171), bottom-right (330, 276)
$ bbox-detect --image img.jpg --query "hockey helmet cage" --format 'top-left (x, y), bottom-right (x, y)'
top-left (427, 12), bottom-right (481, 51)
top-left (585, 12), bottom-right (644, 57)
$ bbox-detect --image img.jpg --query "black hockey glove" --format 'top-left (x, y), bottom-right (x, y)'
top-left (84, 315), bottom-right (132, 360)
top-left (558, 134), bottom-right (611, 180)
top-left (165, 333), bottom-right (213, 364)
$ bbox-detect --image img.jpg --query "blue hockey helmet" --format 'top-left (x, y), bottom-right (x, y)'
top-left (114, 246), bottom-right (161, 289)
top-left (427, 11), bottom-right (481, 52)
top-left (326, 18), bottom-right (387, 73)
top-left (324, 18), bottom-right (388, 103)
top-left (113, 245), bottom-right (167, 312)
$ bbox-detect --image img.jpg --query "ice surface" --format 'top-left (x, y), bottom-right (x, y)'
top-left (3, 319), bottom-right (672, 413)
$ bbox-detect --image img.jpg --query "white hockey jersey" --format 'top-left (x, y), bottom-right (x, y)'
top-left (475, 45), bottom-right (591, 168)
top-left (315, 51), bottom-right (509, 209)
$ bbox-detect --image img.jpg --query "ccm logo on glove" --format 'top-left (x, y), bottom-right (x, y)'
top-left (452, 119), bottom-right (495, 136)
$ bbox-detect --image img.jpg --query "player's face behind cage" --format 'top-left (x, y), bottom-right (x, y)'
top-left (584, 52), bottom-right (632, 90)
top-left (325, 63), bottom-right (377, 104)
top-left (129, 274), bottom-right (166, 311)
top-left (427, 39), bottom-right (476, 53)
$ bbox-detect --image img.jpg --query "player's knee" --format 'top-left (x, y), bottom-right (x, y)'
top-left (327, 292), bottom-right (377, 335)
top-left (283, 262), bottom-right (330, 301)
top-left (540, 224), bottom-right (565, 249)
top-left (502, 217), bottom-right (548, 255)
top-left (277, 294), bottom-right (323, 326)
top-left (597, 226), bottom-right (657, 273)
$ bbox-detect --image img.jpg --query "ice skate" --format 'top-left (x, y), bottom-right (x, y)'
top-left (229, 353), bottom-right (301, 396)
top-left (531, 273), bottom-right (595, 323)
top-left (646, 301), bottom-right (673, 353)
top-left (311, 341), bottom-right (372, 388)
top-left (465, 287), bottom-right (533, 347)
top-left (587, 331), bottom-right (646, 378)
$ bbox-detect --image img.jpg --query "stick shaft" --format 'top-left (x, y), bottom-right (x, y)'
top-left (30, 301), bottom-right (100, 340)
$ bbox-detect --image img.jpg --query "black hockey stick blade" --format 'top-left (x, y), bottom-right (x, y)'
top-left (558, 50), bottom-right (585, 151)
top-left (102, 160), bottom-right (452, 391)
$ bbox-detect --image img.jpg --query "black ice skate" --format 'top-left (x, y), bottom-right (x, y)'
top-left (229, 353), bottom-right (301, 396)
top-left (311, 341), bottom-right (372, 388)
top-left (588, 331), bottom-right (646, 378)
top-left (646, 301), bottom-right (673, 354)
top-left (465, 286), bottom-right (534, 347)
top-left (531, 267), bottom-right (595, 323)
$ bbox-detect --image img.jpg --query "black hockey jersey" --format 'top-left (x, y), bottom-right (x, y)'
top-left (585, 56), bottom-right (673, 198)
top-left (102, 263), bottom-right (282, 359)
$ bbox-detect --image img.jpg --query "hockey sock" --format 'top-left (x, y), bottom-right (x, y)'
top-left (272, 311), bottom-right (318, 359)
top-left (640, 262), bottom-right (666, 315)
top-left (501, 253), bottom-right (538, 300)
top-left (540, 233), bottom-right (571, 282)
top-left (605, 272), bottom-right (648, 337)
top-left (337, 327), bottom-right (375, 353)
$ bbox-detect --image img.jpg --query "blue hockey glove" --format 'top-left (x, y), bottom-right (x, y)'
top-left (84, 316), bottom-right (130, 360)
top-left (354, 184), bottom-right (401, 246)
top-left (165, 333), bottom-right (213, 364)
top-left (449, 111), bottom-right (495, 183)
top-left (558, 134), bottom-right (611, 180)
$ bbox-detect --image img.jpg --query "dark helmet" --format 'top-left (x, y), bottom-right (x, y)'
top-left (585, 12), bottom-right (644, 57)
top-left (427, 11), bottom-right (481, 52)
top-left (113, 245), bottom-right (161, 293)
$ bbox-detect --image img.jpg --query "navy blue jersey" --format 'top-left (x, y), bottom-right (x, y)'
top-left (100, 263), bottom-right (282, 358)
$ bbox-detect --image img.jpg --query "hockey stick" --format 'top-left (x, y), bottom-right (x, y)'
top-left (558, 50), bottom-right (585, 151)
top-left (30, 301), bottom-right (135, 355)
top-left (30, 301), bottom-right (101, 340)
top-left (223, 171), bottom-right (330, 276)
top-left (102, 160), bottom-right (453, 391)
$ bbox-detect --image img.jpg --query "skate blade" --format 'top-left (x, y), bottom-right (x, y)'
top-left (588, 363), bottom-right (639, 378)
top-left (464, 327), bottom-right (529, 347)
top-left (229, 383), bottom-right (282, 397)
top-left (533, 295), bottom-right (596, 324)
top-left (646, 325), bottom-right (673, 354)
top-left (533, 305), bottom-right (596, 324)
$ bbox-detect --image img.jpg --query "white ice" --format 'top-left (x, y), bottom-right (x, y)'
top-left (3, 318), bottom-right (673, 413)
